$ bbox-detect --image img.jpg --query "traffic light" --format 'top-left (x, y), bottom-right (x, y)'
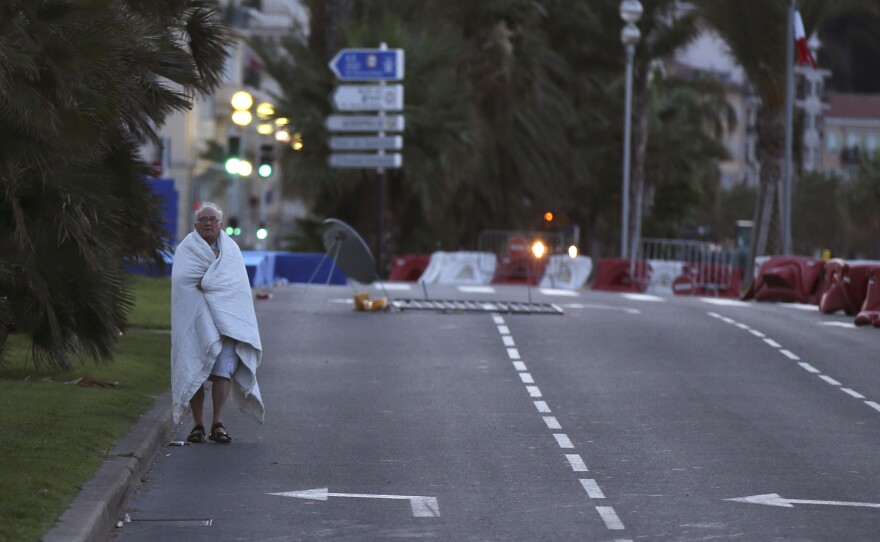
top-left (225, 135), bottom-right (241, 174)
top-left (258, 143), bottom-right (274, 178)
top-left (544, 211), bottom-right (554, 223)
top-left (256, 222), bottom-right (268, 240)
top-left (225, 216), bottom-right (241, 237)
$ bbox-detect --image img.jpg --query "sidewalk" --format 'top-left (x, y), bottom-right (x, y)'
top-left (43, 392), bottom-right (174, 542)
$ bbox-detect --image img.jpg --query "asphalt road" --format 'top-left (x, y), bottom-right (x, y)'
top-left (112, 283), bottom-right (880, 541)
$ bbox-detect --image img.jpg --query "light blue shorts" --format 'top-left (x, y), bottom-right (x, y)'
top-left (211, 336), bottom-right (240, 379)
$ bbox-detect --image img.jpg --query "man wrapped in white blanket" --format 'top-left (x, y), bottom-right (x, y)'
top-left (171, 202), bottom-right (265, 444)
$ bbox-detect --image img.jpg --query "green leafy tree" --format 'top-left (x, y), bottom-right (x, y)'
top-left (693, 0), bottom-right (871, 276)
top-left (0, 0), bottom-right (232, 368)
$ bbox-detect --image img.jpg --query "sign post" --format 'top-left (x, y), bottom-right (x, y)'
top-left (326, 44), bottom-right (404, 276)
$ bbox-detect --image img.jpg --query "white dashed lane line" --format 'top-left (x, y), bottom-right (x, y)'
top-left (491, 314), bottom-right (628, 536)
top-left (708, 311), bottom-right (880, 417)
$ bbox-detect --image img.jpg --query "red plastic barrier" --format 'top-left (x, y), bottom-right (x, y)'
top-left (388, 254), bottom-right (431, 281)
top-left (591, 258), bottom-right (649, 292)
top-left (818, 259), bottom-right (878, 315)
top-left (855, 266), bottom-right (880, 327)
top-left (492, 254), bottom-right (547, 286)
top-left (673, 264), bottom-right (742, 298)
top-left (742, 256), bottom-right (825, 303)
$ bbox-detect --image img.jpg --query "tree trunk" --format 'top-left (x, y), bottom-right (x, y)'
top-left (745, 107), bottom-right (786, 283)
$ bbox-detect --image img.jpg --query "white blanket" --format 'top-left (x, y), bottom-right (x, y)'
top-left (170, 231), bottom-right (265, 425)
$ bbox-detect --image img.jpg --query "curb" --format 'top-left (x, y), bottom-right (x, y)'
top-left (43, 391), bottom-right (174, 542)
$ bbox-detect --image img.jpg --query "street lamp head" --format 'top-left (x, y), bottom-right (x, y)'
top-left (230, 91), bottom-right (254, 111)
top-left (231, 110), bottom-right (253, 127)
top-left (621, 23), bottom-right (641, 47)
top-left (619, 0), bottom-right (643, 24)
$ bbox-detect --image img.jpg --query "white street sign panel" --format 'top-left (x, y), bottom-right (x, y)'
top-left (331, 85), bottom-right (404, 112)
top-left (329, 153), bottom-right (402, 169)
top-left (270, 488), bottom-right (439, 518)
top-left (329, 136), bottom-right (403, 151)
top-left (329, 49), bottom-right (404, 81)
top-left (325, 115), bottom-right (405, 132)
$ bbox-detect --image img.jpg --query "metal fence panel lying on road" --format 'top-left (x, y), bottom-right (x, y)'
top-left (392, 298), bottom-right (564, 315)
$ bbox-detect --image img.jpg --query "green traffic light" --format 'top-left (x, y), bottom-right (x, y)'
top-left (256, 227), bottom-right (268, 240)
top-left (225, 157), bottom-right (240, 174)
top-left (225, 226), bottom-right (234, 235)
top-left (258, 164), bottom-right (273, 178)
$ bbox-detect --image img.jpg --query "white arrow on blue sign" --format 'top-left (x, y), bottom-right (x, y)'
top-left (329, 49), bottom-right (404, 81)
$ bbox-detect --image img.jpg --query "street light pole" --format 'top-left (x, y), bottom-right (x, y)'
top-left (620, 0), bottom-right (643, 260)
top-left (783, 0), bottom-right (796, 255)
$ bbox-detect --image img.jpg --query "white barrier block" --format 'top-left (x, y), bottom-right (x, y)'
top-left (418, 251), bottom-right (496, 285)
top-left (644, 260), bottom-right (685, 295)
top-left (539, 255), bottom-right (593, 290)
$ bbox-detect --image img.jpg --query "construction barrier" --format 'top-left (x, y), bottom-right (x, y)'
top-left (640, 238), bottom-right (741, 297)
top-left (418, 251), bottom-right (496, 285)
top-left (818, 259), bottom-right (880, 315)
top-left (672, 263), bottom-right (743, 298)
top-left (591, 258), bottom-right (649, 292)
top-left (389, 254), bottom-right (431, 281)
top-left (539, 255), bottom-right (593, 290)
top-left (741, 256), bottom-right (825, 303)
top-left (855, 267), bottom-right (880, 327)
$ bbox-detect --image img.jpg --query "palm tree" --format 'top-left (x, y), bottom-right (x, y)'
top-left (693, 0), bottom-right (871, 278)
top-left (0, 0), bottom-right (232, 369)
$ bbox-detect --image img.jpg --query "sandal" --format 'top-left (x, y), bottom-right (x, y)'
top-left (208, 422), bottom-right (232, 444)
top-left (187, 425), bottom-right (206, 443)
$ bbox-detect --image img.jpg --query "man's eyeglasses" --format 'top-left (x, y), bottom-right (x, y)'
top-left (197, 217), bottom-right (219, 224)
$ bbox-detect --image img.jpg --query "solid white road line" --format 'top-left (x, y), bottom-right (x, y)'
top-left (565, 454), bottom-right (588, 472)
top-left (376, 282), bottom-right (412, 290)
top-left (539, 288), bottom-right (579, 297)
top-left (513, 361), bottom-right (527, 371)
top-left (596, 506), bottom-right (625, 530)
top-left (534, 401), bottom-right (551, 413)
top-left (842, 388), bottom-right (866, 399)
top-left (819, 375), bottom-right (841, 386)
top-left (779, 349), bottom-right (800, 360)
top-left (497, 325), bottom-right (510, 335)
top-left (502, 335), bottom-right (515, 347)
top-left (519, 372), bottom-right (535, 384)
top-left (543, 416), bottom-right (561, 430)
top-left (818, 321), bottom-right (857, 328)
top-left (553, 433), bottom-right (574, 449)
top-left (527, 386), bottom-right (542, 398)
top-left (763, 338), bottom-right (781, 348)
top-left (701, 298), bottom-right (750, 307)
top-left (507, 348), bottom-right (521, 360)
top-left (580, 479), bottom-right (606, 499)
top-left (458, 286), bottom-right (495, 293)
top-left (622, 293), bottom-right (665, 302)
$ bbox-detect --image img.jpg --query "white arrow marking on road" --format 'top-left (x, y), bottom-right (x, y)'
top-left (727, 493), bottom-right (880, 509)
top-left (270, 488), bottom-right (440, 517)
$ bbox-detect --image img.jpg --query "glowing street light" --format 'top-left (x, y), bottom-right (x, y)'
top-left (257, 123), bottom-right (273, 135)
top-left (531, 240), bottom-right (547, 259)
top-left (568, 244), bottom-right (579, 258)
top-left (237, 159), bottom-right (253, 177)
top-left (275, 129), bottom-right (290, 142)
top-left (256, 102), bottom-right (275, 119)
top-left (231, 91), bottom-right (254, 111)
top-left (231, 110), bottom-right (253, 126)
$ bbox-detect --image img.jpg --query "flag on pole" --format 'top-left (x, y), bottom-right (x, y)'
top-left (794, 10), bottom-right (817, 68)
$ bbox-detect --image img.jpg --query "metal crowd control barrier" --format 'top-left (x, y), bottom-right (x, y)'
top-left (636, 238), bottom-right (742, 296)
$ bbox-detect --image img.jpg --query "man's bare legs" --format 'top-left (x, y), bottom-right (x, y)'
top-left (188, 376), bottom-right (232, 442)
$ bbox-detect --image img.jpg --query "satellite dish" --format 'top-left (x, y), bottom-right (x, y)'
top-left (321, 219), bottom-right (378, 284)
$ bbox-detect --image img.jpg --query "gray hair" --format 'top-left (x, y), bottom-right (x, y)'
top-left (194, 201), bottom-right (223, 222)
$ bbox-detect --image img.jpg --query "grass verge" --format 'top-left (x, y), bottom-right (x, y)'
top-left (0, 275), bottom-right (171, 542)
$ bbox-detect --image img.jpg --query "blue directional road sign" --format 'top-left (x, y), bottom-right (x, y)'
top-left (329, 48), bottom-right (404, 81)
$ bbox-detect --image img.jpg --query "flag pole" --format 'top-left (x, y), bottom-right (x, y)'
top-left (783, 0), bottom-right (796, 255)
